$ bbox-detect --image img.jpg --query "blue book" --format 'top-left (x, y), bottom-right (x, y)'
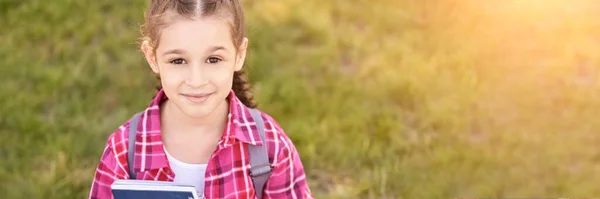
top-left (111, 179), bottom-right (202, 199)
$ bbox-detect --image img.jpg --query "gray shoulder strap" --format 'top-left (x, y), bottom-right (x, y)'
top-left (248, 109), bottom-right (272, 199)
top-left (128, 112), bottom-right (142, 180)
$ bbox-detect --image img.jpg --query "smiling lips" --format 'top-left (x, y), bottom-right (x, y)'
top-left (182, 92), bottom-right (213, 103)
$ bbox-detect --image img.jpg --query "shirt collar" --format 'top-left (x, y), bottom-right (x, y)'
top-left (132, 89), bottom-right (263, 172)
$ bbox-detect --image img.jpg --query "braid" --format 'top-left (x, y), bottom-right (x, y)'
top-left (154, 74), bottom-right (162, 92)
top-left (232, 68), bottom-right (258, 108)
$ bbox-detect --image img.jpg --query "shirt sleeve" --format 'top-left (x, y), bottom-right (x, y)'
top-left (88, 134), bottom-right (129, 199)
top-left (263, 134), bottom-right (314, 199)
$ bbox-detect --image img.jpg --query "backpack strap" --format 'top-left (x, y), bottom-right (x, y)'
top-left (248, 109), bottom-right (272, 199)
top-left (128, 112), bottom-right (142, 180)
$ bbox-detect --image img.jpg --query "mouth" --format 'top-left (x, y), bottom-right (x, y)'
top-left (181, 92), bottom-right (213, 103)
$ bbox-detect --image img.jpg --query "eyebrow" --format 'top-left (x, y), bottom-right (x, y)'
top-left (162, 49), bottom-right (186, 56)
top-left (161, 46), bottom-right (229, 56)
top-left (208, 46), bottom-right (228, 53)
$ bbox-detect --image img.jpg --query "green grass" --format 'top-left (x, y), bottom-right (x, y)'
top-left (2, 0), bottom-right (600, 198)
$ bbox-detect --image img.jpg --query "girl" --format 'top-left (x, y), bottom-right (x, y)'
top-left (88, 0), bottom-right (313, 198)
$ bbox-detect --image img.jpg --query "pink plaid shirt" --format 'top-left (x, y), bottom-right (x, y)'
top-left (89, 89), bottom-right (313, 199)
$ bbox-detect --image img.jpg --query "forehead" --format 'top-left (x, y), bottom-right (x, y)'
top-left (157, 16), bottom-right (234, 53)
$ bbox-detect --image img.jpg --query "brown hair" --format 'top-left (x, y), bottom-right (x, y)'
top-left (140, 0), bottom-right (256, 108)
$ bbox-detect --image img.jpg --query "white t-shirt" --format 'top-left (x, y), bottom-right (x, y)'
top-left (164, 147), bottom-right (208, 195)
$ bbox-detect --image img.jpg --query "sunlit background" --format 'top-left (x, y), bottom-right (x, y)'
top-left (1, 0), bottom-right (600, 198)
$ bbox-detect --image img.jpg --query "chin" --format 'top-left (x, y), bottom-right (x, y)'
top-left (176, 102), bottom-right (214, 118)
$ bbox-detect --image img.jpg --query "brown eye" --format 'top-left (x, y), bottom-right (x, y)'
top-left (170, 58), bottom-right (186, 65)
top-left (206, 57), bottom-right (222, 64)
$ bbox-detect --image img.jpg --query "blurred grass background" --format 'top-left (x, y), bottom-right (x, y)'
top-left (2, 0), bottom-right (600, 198)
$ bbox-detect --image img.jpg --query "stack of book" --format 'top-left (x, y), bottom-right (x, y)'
top-left (111, 179), bottom-right (202, 199)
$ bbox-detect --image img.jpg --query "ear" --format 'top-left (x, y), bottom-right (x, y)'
top-left (234, 37), bottom-right (248, 72)
top-left (141, 40), bottom-right (160, 74)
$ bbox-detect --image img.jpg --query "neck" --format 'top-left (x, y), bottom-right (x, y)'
top-left (161, 99), bottom-right (229, 137)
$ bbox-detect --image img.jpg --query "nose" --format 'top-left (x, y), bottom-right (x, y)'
top-left (185, 63), bottom-right (208, 88)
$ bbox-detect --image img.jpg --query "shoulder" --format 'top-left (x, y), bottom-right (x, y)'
top-left (90, 114), bottom-right (138, 192)
top-left (254, 110), bottom-right (300, 163)
top-left (102, 114), bottom-right (136, 157)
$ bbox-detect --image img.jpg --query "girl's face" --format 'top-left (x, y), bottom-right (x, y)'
top-left (143, 15), bottom-right (247, 119)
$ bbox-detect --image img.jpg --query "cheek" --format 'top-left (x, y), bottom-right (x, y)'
top-left (208, 63), bottom-right (236, 85)
top-left (158, 67), bottom-right (186, 86)
top-left (222, 73), bottom-right (235, 90)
